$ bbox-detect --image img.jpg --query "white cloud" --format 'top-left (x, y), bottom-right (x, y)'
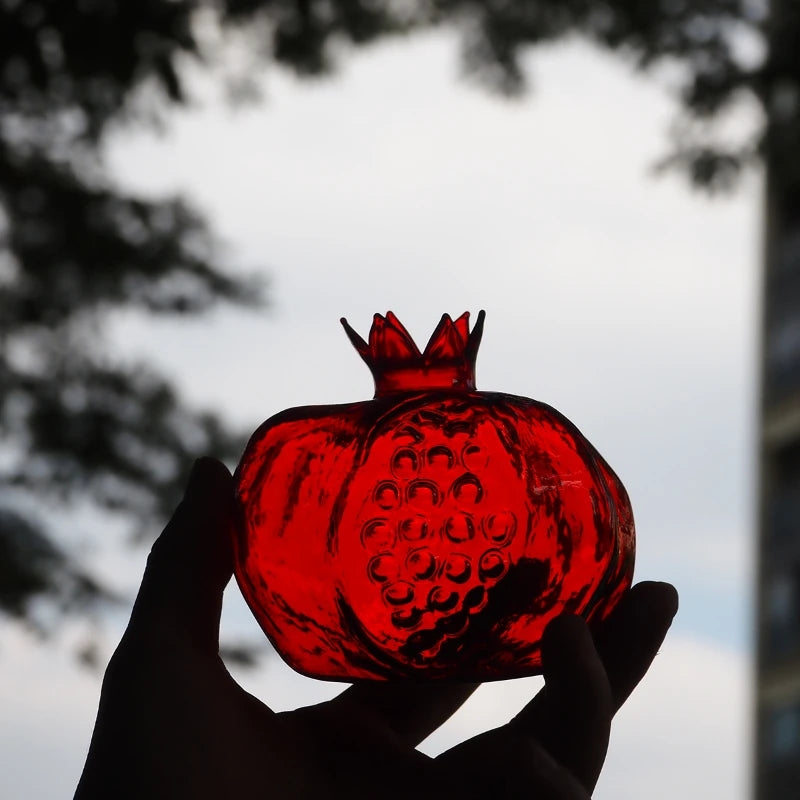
top-left (597, 635), bottom-right (751, 799)
top-left (0, 625), bottom-right (100, 800)
top-left (414, 634), bottom-right (750, 800)
top-left (0, 627), bottom-right (749, 800)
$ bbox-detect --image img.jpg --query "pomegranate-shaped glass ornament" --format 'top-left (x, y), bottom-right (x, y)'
top-left (233, 311), bottom-right (635, 681)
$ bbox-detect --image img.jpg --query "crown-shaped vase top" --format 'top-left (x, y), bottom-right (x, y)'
top-left (340, 310), bottom-right (486, 397)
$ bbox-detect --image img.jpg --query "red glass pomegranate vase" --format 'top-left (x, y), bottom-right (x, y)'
top-left (233, 311), bottom-right (635, 681)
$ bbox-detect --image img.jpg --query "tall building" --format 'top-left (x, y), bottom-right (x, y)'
top-left (754, 5), bottom-right (800, 796)
top-left (755, 199), bottom-right (800, 798)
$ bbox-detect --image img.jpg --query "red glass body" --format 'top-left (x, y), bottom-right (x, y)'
top-left (233, 312), bottom-right (635, 681)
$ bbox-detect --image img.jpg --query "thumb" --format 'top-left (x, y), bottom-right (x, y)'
top-left (127, 457), bottom-right (235, 655)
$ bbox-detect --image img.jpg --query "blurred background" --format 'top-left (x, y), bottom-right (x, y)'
top-left (2, 1), bottom-right (797, 797)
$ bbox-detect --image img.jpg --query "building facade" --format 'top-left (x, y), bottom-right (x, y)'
top-left (756, 204), bottom-right (800, 797)
top-left (754, 0), bottom-right (800, 779)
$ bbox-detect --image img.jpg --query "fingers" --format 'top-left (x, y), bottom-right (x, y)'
top-left (593, 581), bottom-right (679, 710)
top-left (512, 615), bottom-right (612, 792)
top-left (502, 581), bottom-right (678, 792)
top-left (368, 583), bottom-right (677, 798)
top-left (330, 681), bottom-right (479, 747)
top-left (127, 457), bottom-right (236, 655)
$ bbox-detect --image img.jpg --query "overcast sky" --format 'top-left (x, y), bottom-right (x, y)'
top-left (1, 32), bottom-right (759, 798)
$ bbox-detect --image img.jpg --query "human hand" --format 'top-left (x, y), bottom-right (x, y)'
top-left (75, 457), bottom-right (678, 799)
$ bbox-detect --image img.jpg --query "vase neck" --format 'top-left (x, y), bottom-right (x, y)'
top-left (372, 364), bottom-right (476, 397)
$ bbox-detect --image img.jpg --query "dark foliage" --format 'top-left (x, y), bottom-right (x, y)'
top-left (0, 0), bottom-right (267, 644)
top-left (0, 0), bottom-right (789, 657)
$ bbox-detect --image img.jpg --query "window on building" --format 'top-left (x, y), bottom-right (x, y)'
top-left (766, 703), bottom-right (800, 762)
top-left (765, 264), bottom-right (800, 404)
top-left (765, 565), bottom-right (800, 659)
top-left (768, 441), bottom-right (800, 544)
top-left (769, 489), bottom-right (800, 542)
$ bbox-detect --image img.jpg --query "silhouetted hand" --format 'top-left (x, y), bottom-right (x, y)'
top-left (75, 458), bottom-right (678, 800)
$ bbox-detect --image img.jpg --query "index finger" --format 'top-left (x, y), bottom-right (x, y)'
top-left (514, 581), bottom-right (678, 725)
top-left (505, 581), bottom-right (678, 791)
